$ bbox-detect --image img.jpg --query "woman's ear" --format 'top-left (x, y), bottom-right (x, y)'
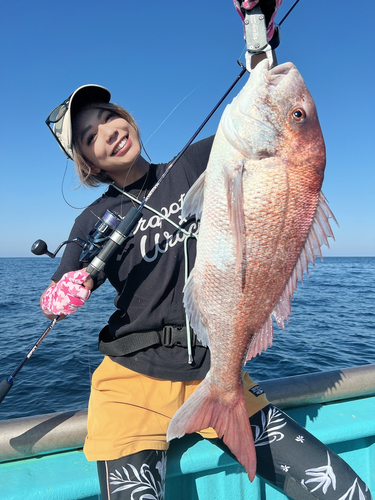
top-left (90, 165), bottom-right (101, 175)
top-left (83, 158), bottom-right (101, 175)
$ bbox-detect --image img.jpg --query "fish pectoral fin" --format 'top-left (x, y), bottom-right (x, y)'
top-left (181, 171), bottom-right (206, 220)
top-left (183, 270), bottom-right (210, 346)
top-left (225, 161), bottom-right (245, 272)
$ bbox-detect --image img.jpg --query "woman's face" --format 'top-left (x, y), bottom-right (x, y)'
top-left (75, 107), bottom-right (141, 186)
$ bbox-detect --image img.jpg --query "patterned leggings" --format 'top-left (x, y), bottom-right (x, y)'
top-left (97, 404), bottom-right (372, 500)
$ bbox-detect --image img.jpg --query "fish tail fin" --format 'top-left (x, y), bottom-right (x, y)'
top-left (166, 377), bottom-right (256, 481)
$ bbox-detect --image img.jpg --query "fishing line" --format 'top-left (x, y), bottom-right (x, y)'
top-left (144, 83), bottom-right (204, 146)
top-left (140, 138), bottom-right (152, 163)
top-left (116, 83), bottom-right (205, 218)
top-left (112, 183), bottom-right (194, 237)
top-left (60, 158), bottom-right (92, 210)
top-left (137, 65), bottom-right (247, 213)
top-left (238, 43), bottom-right (248, 63)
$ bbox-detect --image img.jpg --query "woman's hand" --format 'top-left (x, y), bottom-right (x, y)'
top-left (40, 270), bottom-right (93, 319)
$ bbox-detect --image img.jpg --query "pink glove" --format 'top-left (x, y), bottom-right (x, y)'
top-left (41, 270), bottom-right (91, 316)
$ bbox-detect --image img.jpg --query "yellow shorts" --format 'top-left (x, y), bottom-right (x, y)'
top-left (84, 356), bottom-right (269, 461)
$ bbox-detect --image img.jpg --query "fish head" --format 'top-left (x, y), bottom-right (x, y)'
top-left (221, 60), bottom-right (326, 184)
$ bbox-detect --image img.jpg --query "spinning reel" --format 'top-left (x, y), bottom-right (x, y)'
top-left (31, 209), bottom-right (123, 263)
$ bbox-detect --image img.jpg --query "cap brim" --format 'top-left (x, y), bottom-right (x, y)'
top-left (69, 85), bottom-right (111, 124)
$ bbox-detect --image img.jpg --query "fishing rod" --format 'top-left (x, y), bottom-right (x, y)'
top-left (0, 63), bottom-right (247, 405)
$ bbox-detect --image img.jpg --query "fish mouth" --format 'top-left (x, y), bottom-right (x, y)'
top-left (267, 62), bottom-right (297, 90)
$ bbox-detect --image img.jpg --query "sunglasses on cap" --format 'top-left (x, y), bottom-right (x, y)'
top-left (45, 97), bottom-right (73, 160)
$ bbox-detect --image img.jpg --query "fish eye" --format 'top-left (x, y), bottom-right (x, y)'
top-left (291, 108), bottom-right (306, 122)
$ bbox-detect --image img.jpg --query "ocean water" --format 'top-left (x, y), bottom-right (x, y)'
top-left (0, 256), bottom-right (374, 421)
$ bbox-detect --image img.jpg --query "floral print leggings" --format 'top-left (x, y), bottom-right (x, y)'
top-left (97, 404), bottom-right (372, 500)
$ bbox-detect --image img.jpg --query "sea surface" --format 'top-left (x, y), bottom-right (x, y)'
top-left (0, 257), bottom-right (374, 421)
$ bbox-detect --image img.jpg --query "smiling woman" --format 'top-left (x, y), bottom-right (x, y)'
top-left (72, 101), bottom-right (147, 188)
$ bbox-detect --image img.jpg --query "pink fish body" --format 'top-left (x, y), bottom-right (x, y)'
top-left (167, 60), bottom-right (336, 481)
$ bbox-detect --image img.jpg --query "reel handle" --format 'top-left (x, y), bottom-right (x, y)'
top-left (31, 239), bottom-right (55, 258)
top-left (30, 238), bottom-right (86, 259)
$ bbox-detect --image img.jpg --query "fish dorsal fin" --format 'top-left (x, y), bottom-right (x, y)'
top-left (245, 192), bottom-right (337, 362)
top-left (224, 161), bottom-right (245, 272)
top-left (183, 269), bottom-right (210, 347)
top-left (181, 171), bottom-right (206, 221)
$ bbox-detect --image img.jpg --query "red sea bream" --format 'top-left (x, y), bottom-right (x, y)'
top-left (166, 60), bottom-right (336, 481)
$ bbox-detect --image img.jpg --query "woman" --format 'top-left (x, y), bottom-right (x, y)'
top-left (41, 84), bottom-right (372, 500)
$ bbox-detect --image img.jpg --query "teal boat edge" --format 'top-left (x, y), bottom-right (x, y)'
top-left (1, 365), bottom-right (374, 499)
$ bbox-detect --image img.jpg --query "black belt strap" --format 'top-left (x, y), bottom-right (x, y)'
top-left (98, 325), bottom-right (201, 357)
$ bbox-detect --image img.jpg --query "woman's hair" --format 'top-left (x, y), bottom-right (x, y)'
top-left (72, 102), bottom-right (140, 188)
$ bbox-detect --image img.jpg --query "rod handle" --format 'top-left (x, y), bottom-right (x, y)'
top-left (0, 378), bottom-right (13, 404)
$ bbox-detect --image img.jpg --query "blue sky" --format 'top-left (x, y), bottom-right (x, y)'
top-left (1, 0), bottom-right (374, 257)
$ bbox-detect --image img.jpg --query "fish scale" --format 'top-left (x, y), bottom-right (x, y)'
top-left (167, 59), bottom-right (336, 481)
